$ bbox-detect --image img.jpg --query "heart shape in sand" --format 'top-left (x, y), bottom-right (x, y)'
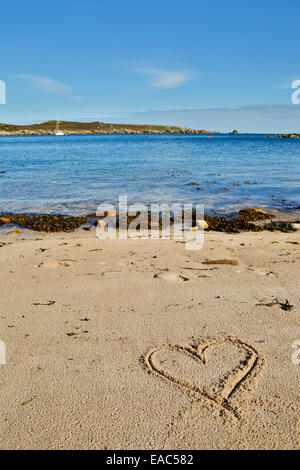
top-left (145, 337), bottom-right (259, 418)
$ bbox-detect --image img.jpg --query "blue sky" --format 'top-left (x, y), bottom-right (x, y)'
top-left (0, 0), bottom-right (300, 132)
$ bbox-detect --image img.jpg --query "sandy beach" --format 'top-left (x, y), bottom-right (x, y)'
top-left (0, 228), bottom-right (299, 449)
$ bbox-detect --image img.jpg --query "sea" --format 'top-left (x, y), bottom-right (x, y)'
top-left (0, 133), bottom-right (299, 216)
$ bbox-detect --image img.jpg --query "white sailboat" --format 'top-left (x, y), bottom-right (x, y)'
top-left (55, 115), bottom-right (64, 136)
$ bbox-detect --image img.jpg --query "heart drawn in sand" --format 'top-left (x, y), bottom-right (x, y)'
top-left (144, 337), bottom-right (260, 418)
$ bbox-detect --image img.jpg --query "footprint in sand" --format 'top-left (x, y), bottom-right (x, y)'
top-left (38, 259), bottom-right (76, 268)
top-left (144, 337), bottom-right (264, 419)
top-left (154, 271), bottom-right (189, 282)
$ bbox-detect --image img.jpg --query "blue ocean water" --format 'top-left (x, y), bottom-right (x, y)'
top-left (0, 133), bottom-right (299, 215)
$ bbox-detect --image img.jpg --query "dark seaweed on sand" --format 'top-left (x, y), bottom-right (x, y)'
top-left (0, 207), bottom-right (297, 233)
top-left (0, 213), bottom-right (87, 232)
top-left (200, 209), bottom-right (297, 233)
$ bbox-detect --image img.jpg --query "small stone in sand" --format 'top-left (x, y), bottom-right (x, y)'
top-left (197, 220), bottom-right (209, 229)
top-left (98, 219), bottom-right (107, 228)
top-left (0, 217), bottom-right (10, 224)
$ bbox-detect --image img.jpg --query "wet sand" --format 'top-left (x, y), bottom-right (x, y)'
top-left (0, 229), bottom-right (299, 449)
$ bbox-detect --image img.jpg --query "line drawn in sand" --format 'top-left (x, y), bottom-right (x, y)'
top-left (144, 336), bottom-right (264, 420)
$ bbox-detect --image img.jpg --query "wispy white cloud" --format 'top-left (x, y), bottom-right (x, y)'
top-left (136, 67), bottom-right (192, 91)
top-left (11, 74), bottom-right (73, 94)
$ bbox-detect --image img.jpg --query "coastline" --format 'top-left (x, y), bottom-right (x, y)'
top-left (1, 207), bottom-right (300, 235)
top-left (0, 228), bottom-right (299, 449)
top-left (266, 134), bottom-right (300, 139)
top-left (0, 121), bottom-right (218, 136)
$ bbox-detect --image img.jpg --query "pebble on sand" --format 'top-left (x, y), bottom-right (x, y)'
top-left (0, 217), bottom-right (11, 224)
top-left (197, 220), bottom-right (209, 229)
top-left (106, 210), bottom-right (118, 218)
top-left (97, 219), bottom-right (107, 228)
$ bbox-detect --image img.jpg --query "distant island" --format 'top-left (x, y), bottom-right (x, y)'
top-left (266, 133), bottom-right (300, 139)
top-left (0, 121), bottom-right (219, 136)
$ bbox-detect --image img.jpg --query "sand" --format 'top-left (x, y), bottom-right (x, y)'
top-left (0, 228), bottom-right (299, 449)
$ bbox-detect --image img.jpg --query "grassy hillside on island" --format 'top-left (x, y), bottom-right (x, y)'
top-left (0, 121), bottom-right (218, 136)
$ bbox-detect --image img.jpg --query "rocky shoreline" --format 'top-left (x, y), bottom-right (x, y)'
top-left (0, 121), bottom-right (218, 136)
top-left (266, 133), bottom-right (300, 139)
top-left (1, 208), bottom-right (299, 234)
